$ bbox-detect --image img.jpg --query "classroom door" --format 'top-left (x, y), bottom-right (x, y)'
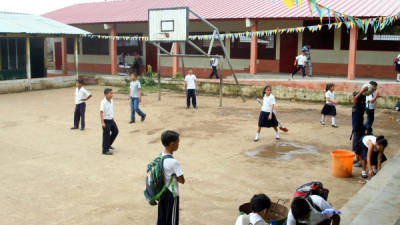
top-left (54, 42), bottom-right (62, 70)
top-left (146, 42), bottom-right (157, 73)
top-left (279, 33), bottom-right (298, 73)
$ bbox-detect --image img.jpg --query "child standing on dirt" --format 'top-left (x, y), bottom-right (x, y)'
top-left (184, 69), bottom-right (197, 109)
top-left (234, 194), bottom-right (272, 225)
top-left (254, 85), bottom-right (280, 142)
top-left (321, 83), bottom-right (338, 128)
top-left (100, 88), bottom-right (119, 155)
top-left (129, 73), bottom-right (146, 124)
top-left (158, 130), bottom-right (185, 225)
top-left (71, 79), bottom-right (92, 130)
top-left (357, 135), bottom-right (388, 178)
top-left (352, 86), bottom-right (369, 167)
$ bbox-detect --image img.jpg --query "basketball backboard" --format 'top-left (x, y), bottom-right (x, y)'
top-left (148, 7), bottom-right (189, 42)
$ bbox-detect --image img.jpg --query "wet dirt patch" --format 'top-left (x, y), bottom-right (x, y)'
top-left (245, 141), bottom-right (319, 160)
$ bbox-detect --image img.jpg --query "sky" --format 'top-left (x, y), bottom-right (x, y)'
top-left (1, 0), bottom-right (106, 15)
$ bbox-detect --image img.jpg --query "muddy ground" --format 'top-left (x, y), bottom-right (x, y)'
top-left (0, 86), bottom-right (399, 225)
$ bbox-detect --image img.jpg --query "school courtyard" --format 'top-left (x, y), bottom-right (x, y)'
top-left (0, 86), bottom-right (399, 224)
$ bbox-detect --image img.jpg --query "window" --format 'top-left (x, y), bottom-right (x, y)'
top-left (186, 32), bottom-right (224, 55)
top-left (82, 36), bottom-right (109, 55)
top-left (303, 20), bottom-right (334, 49)
top-left (117, 33), bottom-right (143, 56)
top-left (230, 34), bottom-right (276, 59)
top-left (341, 21), bottom-right (400, 51)
top-left (67, 38), bottom-right (80, 54)
top-left (0, 38), bottom-right (27, 80)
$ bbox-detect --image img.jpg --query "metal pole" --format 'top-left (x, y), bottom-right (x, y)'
top-left (26, 37), bottom-right (31, 91)
top-left (157, 44), bottom-right (161, 101)
top-left (179, 44), bottom-right (186, 77)
top-left (187, 40), bottom-right (209, 56)
top-left (208, 30), bottom-right (216, 55)
top-left (189, 9), bottom-right (245, 102)
top-left (219, 57), bottom-right (223, 107)
top-left (74, 37), bottom-right (79, 79)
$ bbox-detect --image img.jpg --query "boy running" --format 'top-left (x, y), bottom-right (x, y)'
top-left (291, 51), bottom-right (308, 79)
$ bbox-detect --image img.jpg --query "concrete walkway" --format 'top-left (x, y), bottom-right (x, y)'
top-left (340, 152), bottom-right (400, 225)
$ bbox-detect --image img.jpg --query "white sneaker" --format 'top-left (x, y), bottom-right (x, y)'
top-left (253, 138), bottom-right (259, 142)
top-left (321, 121), bottom-right (325, 125)
top-left (276, 133), bottom-right (280, 140)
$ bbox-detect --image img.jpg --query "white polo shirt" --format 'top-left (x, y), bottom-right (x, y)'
top-left (75, 87), bottom-right (91, 105)
top-left (261, 94), bottom-right (276, 113)
top-left (211, 58), bottom-right (219, 67)
top-left (185, 74), bottom-right (197, 90)
top-left (325, 90), bottom-right (335, 104)
top-left (162, 152), bottom-right (183, 196)
top-left (130, 81), bottom-right (141, 98)
top-left (100, 98), bottom-right (114, 120)
top-left (366, 91), bottom-right (377, 110)
top-left (296, 55), bottom-right (308, 66)
top-left (234, 213), bottom-right (269, 225)
top-left (397, 54), bottom-right (400, 64)
top-left (286, 195), bottom-right (333, 225)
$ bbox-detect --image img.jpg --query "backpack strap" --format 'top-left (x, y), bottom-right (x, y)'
top-left (161, 154), bottom-right (176, 198)
top-left (305, 196), bottom-right (322, 212)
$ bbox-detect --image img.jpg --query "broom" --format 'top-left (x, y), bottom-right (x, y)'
top-left (253, 96), bottom-right (289, 132)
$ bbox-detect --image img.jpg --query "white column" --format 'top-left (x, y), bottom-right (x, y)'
top-left (74, 37), bottom-right (79, 79)
top-left (275, 33), bottom-right (280, 60)
top-left (26, 37), bottom-right (31, 91)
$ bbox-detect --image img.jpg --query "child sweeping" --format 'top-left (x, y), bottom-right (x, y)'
top-left (321, 83), bottom-right (338, 128)
top-left (254, 85), bottom-right (280, 142)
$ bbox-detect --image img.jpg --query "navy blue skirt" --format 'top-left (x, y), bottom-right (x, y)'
top-left (258, 111), bottom-right (278, 127)
top-left (357, 139), bottom-right (387, 166)
top-left (396, 63), bottom-right (400, 72)
top-left (321, 104), bottom-right (336, 116)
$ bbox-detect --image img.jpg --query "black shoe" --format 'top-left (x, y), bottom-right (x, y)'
top-left (109, 146), bottom-right (115, 150)
top-left (141, 115), bottom-right (146, 122)
top-left (70, 127), bottom-right (78, 130)
top-left (129, 121), bottom-right (135, 124)
top-left (103, 151), bottom-right (113, 155)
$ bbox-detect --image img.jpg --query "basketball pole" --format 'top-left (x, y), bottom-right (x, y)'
top-left (179, 44), bottom-right (186, 77)
top-left (157, 44), bottom-right (161, 101)
top-left (219, 57), bottom-right (223, 107)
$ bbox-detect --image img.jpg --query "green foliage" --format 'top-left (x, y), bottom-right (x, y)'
top-left (172, 73), bottom-right (183, 80)
top-left (138, 76), bottom-right (146, 85)
top-left (144, 76), bottom-right (156, 86)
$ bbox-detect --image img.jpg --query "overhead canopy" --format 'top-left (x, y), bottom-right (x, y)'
top-left (0, 11), bottom-right (90, 35)
top-left (42, 0), bottom-right (400, 25)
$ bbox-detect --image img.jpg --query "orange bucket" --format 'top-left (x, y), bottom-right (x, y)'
top-left (331, 150), bottom-right (355, 178)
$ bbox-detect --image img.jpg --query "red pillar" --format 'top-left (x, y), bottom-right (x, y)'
top-left (110, 24), bottom-right (118, 75)
top-left (250, 21), bottom-right (258, 75)
top-left (61, 37), bottom-right (67, 75)
top-left (172, 43), bottom-right (180, 76)
top-left (347, 27), bottom-right (358, 80)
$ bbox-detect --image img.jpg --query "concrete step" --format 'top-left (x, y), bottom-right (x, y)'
top-left (340, 152), bottom-right (400, 225)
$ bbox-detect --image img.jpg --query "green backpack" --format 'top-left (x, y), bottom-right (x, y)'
top-left (144, 154), bottom-right (176, 205)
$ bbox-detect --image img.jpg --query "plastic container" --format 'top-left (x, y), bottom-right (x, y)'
top-left (331, 150), bottom-right (355, 178)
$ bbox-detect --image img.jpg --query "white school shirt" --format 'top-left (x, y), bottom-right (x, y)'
top-left (211, 57), bottom-right (219, 67)
top-left (286, 195), bottom-right (333, 225)
top-left (130, 81), bottom-right (141, 98)
top-left (185, 74), bottom-right (197, 90)
top-left (325, 90), bottom-right (335, 104)
top-left (397, 54), bottom-right (400, 64)
top-left (75, 87), bottom-right (91, 105)
top-left (162, 152), bottom-right (183, 196)
top-left (261, 94), bottom-right (276, 113)
top-left (366, 91), bottom-right (377, 110)
top-left (362, 135), bottom-right (377, 149)
top-left (296, 55), bottom-right (308, 66)
top-left (100, 98), bottom-right (114, 120)
top-left (234, 213), bottom-right (269, 225)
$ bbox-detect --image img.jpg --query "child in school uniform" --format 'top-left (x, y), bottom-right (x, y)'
top-left (320, 83), bottom-right (338, 128)
top-left (71, 79), bottom-right (92, 130)
top-left (234, 194), bottom-right (272, 225)
top-left (129, 73), bottom-right (146, 123)
top-left (357, 135), bottom-right (388, 178)
top-left (184, 69), bottom-right (197, 109)
top-left (254, 85), bottom-right (280, 142)
top-left (364, 81), bottom-right (379, 135)
top-left (351, 86), bottom-right (369, 167)
top-left (291, 51), bottom-right (308, 79)
top-left (158, 130), bottom-right (185, 225)
top-left (100, 88), bottom-right (119, 155)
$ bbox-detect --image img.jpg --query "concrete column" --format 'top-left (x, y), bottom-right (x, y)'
top-left (347, 27), bottom-right (358, 80)
top-left (74, 37), bottom-right (79, 79)
top-left (334, 29), bottom-right (341, 51)
top-left (43, 38), bottom-right (47, 72)
top-left (61, 37), bottom-right (67, 75)
top-left (26, 37), bottom-right (32, 90)
top-left (250, 21), bottom-right (258, 75)
top-left (275, 33), bottom-right (280, 60)
top-left (110, 24), bottom-right (118, 75)
top-left (172, 43), bottom-right (180, 76)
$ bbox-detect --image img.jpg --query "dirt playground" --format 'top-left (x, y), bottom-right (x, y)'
top-left (0, 86), bottom-right (399, 225)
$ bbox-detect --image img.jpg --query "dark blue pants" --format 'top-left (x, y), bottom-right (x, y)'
top-left (209, 66), bottom-right (219, 79)
top-left (157, 189), bottom-right (179, 225)
top-left (74, 102), bottom-right (86, 129)
top-left (364, 109), bottom-right (375, 135)
top-left (186, 89), bottom-right (197, 108)
top-left (292, 65), bottom-right (306, 77)
top-left (102, 119), bottom-right (119, 154)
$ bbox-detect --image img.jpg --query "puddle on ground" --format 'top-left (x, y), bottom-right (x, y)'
top-left (245, 141), bottom-right (319, 160)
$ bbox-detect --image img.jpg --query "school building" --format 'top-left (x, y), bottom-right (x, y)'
top-left (42, 0), bottom-right (400, 80)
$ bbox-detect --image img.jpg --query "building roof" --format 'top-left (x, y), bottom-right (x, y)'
top-left (42, 0), bottom-right (400, 25)
top-left (0, 11), bottom-right (91, 35)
